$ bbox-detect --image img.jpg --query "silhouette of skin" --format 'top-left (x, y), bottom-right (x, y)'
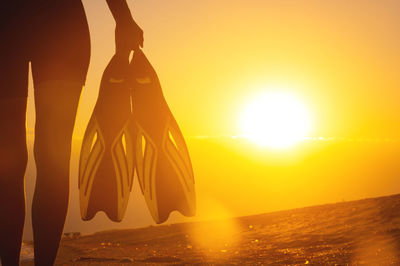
top-left (0, 1), bottom-right (143, 265)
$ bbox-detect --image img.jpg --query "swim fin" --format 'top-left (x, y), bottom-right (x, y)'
top-left (79, 55), bottom-right (135, 222)
top-left (130, 49), bottom-right (196, 224)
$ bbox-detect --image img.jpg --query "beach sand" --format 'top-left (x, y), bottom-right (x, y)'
top-left (20, 194), bottom-right (400, 265)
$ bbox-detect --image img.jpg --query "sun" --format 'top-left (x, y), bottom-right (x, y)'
top-left (239, 91), bottom-right (311, 149)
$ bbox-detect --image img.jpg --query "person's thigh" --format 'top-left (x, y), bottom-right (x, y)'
top-left (0, 56), bottom-right (29, 98)
top-left (31, 0), bottom-right (91, 87)
top-left (0, 15), bottom-right (29, 173)
top-left (0, 24), bottom-right (29, 98)
top-left (31, 1), bottom-right (90, 147)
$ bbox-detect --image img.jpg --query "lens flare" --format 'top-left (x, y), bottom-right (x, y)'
top-left (187, 198), bottom-right (240, 258)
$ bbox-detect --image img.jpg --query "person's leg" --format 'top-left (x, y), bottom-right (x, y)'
top-left (0, 98), bottom-right (28, 266)
top-left (30, 2), bottom-right (90, 263)
top-left (31, 80), bottom-right (82, 265)
top-left (0, 21), bottom-right (29, 263)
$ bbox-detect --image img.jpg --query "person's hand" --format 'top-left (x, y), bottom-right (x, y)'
top-left (115, 18), bottom-right (143, 57)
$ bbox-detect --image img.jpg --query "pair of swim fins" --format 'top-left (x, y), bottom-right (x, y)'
top-left (78, 49), bottom-right (196, 223)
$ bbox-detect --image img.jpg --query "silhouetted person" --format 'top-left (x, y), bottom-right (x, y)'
top-left (0, 1), bottom-right (143, 265)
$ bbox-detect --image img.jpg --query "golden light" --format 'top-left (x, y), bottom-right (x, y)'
top-left (188, 197), bottom-right (240, 258)
top-left (239, 91), bottom-right (311, 149)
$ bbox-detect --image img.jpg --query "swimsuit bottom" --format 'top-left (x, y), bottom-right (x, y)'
top-left (0, 0), bottom-right (91, 97)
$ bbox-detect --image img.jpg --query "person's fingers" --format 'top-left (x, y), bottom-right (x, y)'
top-left (116, 39), bottom-right (131, 58)
top-left (139, 30), bottom-right (144, 47)
top-left (140, 37), bottom-right (144, 48)
top-left (133, 33), bottom-right (143, 49)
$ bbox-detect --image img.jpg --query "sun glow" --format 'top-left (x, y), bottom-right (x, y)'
top-left (240, 91), bottom-right (312, 149)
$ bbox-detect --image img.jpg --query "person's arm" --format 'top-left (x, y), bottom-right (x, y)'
top-left (106, 0), bottom-right (144, 55)
top-left (106, 0), bottom-right (133, 24)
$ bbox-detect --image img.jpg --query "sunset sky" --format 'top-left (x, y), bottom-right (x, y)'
top-left (22, 0), bottom-right (400, 239)
top-left (27, 0), bottom-right (400, 139)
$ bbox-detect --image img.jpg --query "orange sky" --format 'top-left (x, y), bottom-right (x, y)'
top-left (22, 0), bottom-right (400, 239)
top-left (25, 0), bottom-right (400, 139)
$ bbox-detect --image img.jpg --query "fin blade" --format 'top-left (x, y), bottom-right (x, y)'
top-left (161, 118), bottom-right (196, 219)
top-left (79, 117), bottom-right (106, 220)
top-left (110, 119), bottom-right (135, 221)
top-left (135, 124), bottom-right (160, 223)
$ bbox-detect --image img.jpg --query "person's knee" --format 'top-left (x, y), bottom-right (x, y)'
top-left (33, 132), bottom-right (73, 170)
top-left (33, 131), bottom-right (72, 197)
top-left (0, 98), bottom-right (28, 183)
